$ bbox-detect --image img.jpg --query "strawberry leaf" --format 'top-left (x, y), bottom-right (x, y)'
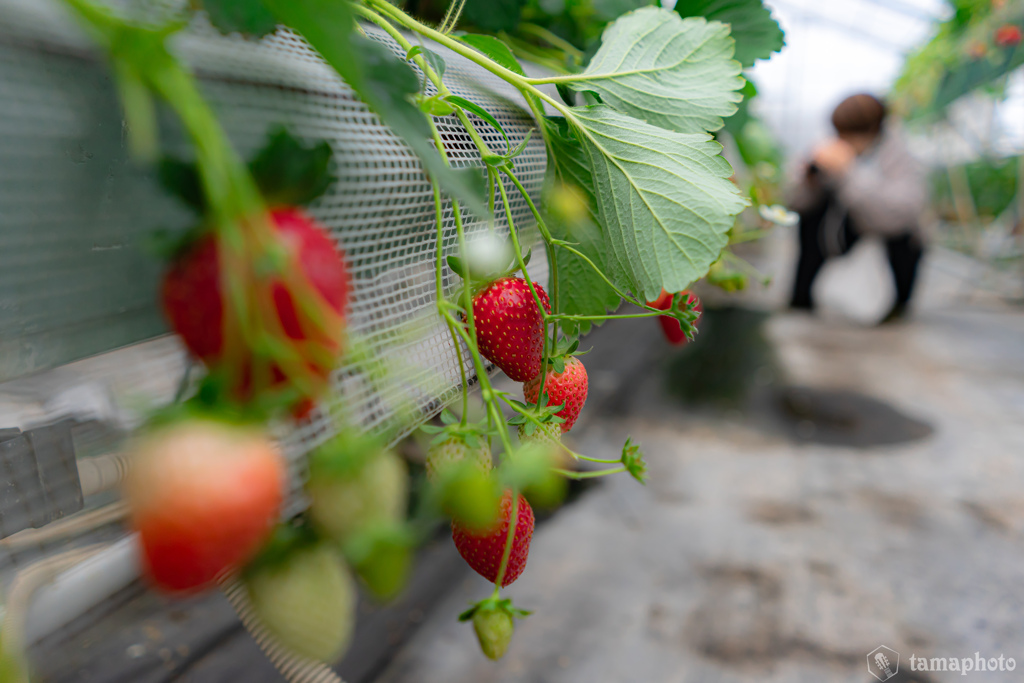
top-left (201, 0), bottom-right (278, 37)
top-left (552, 357), bottom-right (565, 374)
top-left (564, 8), bottom-right (743, 134)
top-left (543, 118), bottom-right (621, 333)
top-left (569, 106), bottom-right (747, 300)
top-left (675, 0), bottom-right (785, 68)
top-left (249, 127), bottom-right (335, 207)
top-left (418, 96), bottom-right (456, 117)
top-left (158, 127), bottom-right (335, 213)
top-left (457, 33), bottom-right (525, 76)
top-left (406, 45), bottom-right (446, 81)
top-left (446, 95), bottom-right (511, 153)
top-left (157, 156), bottom-right (205, 213)
top-left (458, 605), bottom-right (481, 622)
top-left (556, 82), bottom-right (577, 107)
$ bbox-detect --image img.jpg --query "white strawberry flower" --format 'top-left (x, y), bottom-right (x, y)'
top-left (758, 204), bottom-right (799, 227)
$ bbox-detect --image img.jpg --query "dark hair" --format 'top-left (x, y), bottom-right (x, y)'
top-left (831, 94), bottom-right (887, 135)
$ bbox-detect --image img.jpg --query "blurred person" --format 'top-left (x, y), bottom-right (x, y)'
top-left (788, 93), bottom-right (928, 323)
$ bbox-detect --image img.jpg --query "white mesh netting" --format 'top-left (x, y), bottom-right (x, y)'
top-left (0, 0), bottom-right (548, 577)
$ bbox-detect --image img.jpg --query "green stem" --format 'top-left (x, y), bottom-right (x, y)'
top-left (505, 167), bottom-right (560, 345)
top-left (425, 121), bottom-right (517, 459)
top-left (371, 3), bottom-right (559, 416)
top-left (555, 466), bottom-right (627, 479)
top-left (492, 491), bottom-right (519, 589)
top-left (729, 227), bottom-right (773, 245)
top-left (357, 6), bottom-right (497, 158)
top-left (365, 0), bottom-right (528, 85)
top-left (548, 311), bottom-right (667, 321)
top-left (721, 249), bottom-right (771, 285)
top-left (432, 182), bottom-right (471, 424)
top-left (553, 241), bottom-right (646, 307)
top-left (363, 6), bottom-right (501, 432)
top-left (495, 173), bottom-right (553, 403)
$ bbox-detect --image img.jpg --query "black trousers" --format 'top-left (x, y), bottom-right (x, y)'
top-left (790, 192), bottom-right (923, 311)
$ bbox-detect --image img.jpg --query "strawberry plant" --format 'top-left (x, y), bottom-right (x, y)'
top-left (43, 0), bottom-right (787, 671)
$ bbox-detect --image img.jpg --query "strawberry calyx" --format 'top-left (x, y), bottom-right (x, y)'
top-left (243, 519), bottom-right (321, 578)
top-left (419, 409), bottom-right (494, 450)
top-left (648, 290), bottom-right (703, 341)
top-left (307, 429), bottom-right (386, 482)
top-left (145, 390), bottom-right (263, 431)
top-left (158, 126), bottom-right (336, 221)
top-left (620, 437), bottom-right (647, 484)
top-left (506, 399), bottom-right (565, 436)
top-left (539, 335), bottom-right (589, 376)
top-left (458, 596), bottom-right (532, 623)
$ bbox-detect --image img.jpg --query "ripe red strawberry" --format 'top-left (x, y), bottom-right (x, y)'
top-left (523, 357), bottom-right (588, 432)
top-left (125, 419), bottom-right (285, 593)
top-left (471, 277), bottom-right (551, 382)
top-left (161, 207), bottom-right (349, 410)
top-left (995, 24), bottom-right (1022, 47)
top-left (452, 491), bottom-right (534, 587)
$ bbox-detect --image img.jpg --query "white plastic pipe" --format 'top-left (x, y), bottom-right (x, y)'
top-left (76, 451), bottom-right (130, 498)
top-left (23, 534), bottom-right (141, 644)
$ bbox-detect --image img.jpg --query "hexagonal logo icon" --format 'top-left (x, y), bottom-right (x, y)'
top-left (868, 645), bottom-right (900, 681)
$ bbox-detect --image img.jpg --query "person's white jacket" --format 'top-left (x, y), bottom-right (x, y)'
top-left (837, 126), bottom-right (928, 240)
top-left (789, 125), bottom-right (929, 242)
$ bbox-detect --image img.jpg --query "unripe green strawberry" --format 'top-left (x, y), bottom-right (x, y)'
top-left (439, 464), bottom-right (502, 532)
top-left (425, 436), bottom-right (492, 482)
top-left (518, 423), bottom-right (570, 510)
top-left (473, 605), bottom-right (514, 660)
top-left (245, 542), bottom-right (356, 663)
top-left (516, 421), bottom-right (562, 447)
top-left (308, 447), bottom-right (408, 544)
top-left (343, 523), bottom-right (413, 601)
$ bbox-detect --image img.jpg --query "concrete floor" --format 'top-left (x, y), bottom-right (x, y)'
top-left (372, 237), bottom-right (1024, 683)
